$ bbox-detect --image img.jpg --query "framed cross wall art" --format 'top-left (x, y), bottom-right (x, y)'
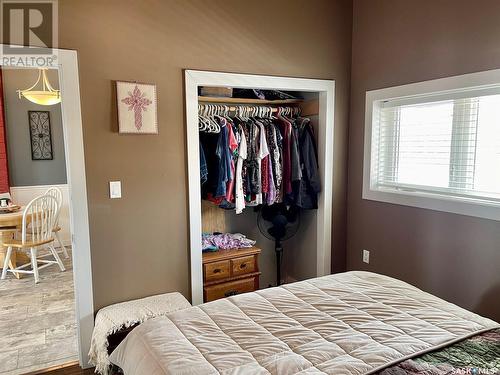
top-left (28, 110), bottom-right (53, 160)
top-left (116, 81), bottom-right (158, 134)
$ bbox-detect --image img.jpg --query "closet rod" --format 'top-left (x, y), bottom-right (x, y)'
top-left (197, 96), bottom-right (302, 105)
top-left (198, 103), bottom-right (300, 115)
top-left (198, 99), bottom-right (319, 117)
top-left (205, 105), bottom-right (291, 113)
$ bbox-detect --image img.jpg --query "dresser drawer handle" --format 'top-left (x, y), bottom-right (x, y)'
top-left (224, 290), bottom-right (238, 297)
top-left (239, 263), bottom-right (247, 269)
top-left (212, 268), bottom-right (222, 274)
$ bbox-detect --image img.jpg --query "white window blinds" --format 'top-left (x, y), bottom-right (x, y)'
top-left (373, 92), bottom-right (500, 204)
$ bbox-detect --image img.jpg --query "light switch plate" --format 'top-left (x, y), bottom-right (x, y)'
top-left (109, 181), bottom-right (122, 199)
top-left (363, 249), bottom-right (370, 264)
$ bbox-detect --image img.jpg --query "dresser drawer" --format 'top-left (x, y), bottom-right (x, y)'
top-left (231, 255), bottom-right (256, 277)
top-left (204, 277), bottom-right (257, 302)
top-left (204, 260), bottom-right (230, 282)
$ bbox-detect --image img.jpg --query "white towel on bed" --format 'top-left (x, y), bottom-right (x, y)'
top-left (88, 292), bottom-right (191, 374)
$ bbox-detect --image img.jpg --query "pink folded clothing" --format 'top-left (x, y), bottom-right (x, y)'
top-left (202, 232), bottom-right (256, 251)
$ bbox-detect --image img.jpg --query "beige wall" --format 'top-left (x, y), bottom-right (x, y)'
top-left (348, 0), bottom-right (500, 321)
top-left (58, 0), bottom-right (352, 310)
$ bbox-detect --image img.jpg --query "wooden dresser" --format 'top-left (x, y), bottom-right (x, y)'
top-left (202, 247), bottom-right (261, 302)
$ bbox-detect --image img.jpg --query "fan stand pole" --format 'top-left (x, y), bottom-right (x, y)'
top-left (275, 240), bottom-right (283, 286)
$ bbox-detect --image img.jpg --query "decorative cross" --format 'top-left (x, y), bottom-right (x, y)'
top-left (121, 85), bottom-right (152, 130)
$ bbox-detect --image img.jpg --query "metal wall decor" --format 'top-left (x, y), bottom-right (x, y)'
top-left (28, 110), bottom-right (53, 160)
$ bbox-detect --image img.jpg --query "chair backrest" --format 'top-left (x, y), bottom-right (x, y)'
top-left (22, 195), bottom-right (59, 244)
top-left (45, 187), bottom-right (63, 225)
top-left (0, 192), bottom-right (12, 201)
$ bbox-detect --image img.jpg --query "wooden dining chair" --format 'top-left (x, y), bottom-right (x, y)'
top-left (45, 187), bottom-right (69, 259)
top-left (1, 195), bottom-right (65, 284)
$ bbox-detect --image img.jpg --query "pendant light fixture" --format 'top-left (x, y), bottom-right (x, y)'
top-left (17, 68), bottom-right (61, 106)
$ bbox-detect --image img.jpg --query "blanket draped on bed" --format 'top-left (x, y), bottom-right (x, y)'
top-left (88, 292), bottom-right (191, 375)
top-left (109, 272), bottom-right (499, 375)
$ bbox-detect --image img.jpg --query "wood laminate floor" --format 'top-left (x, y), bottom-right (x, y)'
top-left (0, 248), bottom-right (78, 375)
top-left (24, 362), bottom-right (93, 375)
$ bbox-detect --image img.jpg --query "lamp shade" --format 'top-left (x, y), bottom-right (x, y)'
top-left (17, 68), bottom-right (61, 106)
top-left (21, 90), bottom-right (61, 105)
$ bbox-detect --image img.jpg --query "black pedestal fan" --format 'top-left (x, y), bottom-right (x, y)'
top-left (257, 204), bottom-right (300, 286)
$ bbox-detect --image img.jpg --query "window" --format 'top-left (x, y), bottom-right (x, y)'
top-left (364, 70), bottom-right (500, 221)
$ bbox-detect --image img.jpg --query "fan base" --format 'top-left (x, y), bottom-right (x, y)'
top-left (275, 243), bottom-right (283, 286)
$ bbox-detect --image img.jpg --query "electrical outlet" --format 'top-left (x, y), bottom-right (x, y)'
top-left (363, 249), bottom-right (370, 264)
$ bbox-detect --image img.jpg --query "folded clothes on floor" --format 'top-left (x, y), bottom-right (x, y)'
top-left (202, 232), bottom-right (256, 251)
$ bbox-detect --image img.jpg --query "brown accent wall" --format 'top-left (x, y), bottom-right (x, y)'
top-left (58, 0), bottom-right (352, 310)
top-left (348, 0), bottom-right (500, 321)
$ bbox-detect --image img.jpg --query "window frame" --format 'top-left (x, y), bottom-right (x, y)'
top-left (363, 69), bottom-right (500, 221)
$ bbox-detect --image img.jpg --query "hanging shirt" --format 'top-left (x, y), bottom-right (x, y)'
top-left (240, 122), bottom-right (250, 199)
top-left (295, 117), bottom-right (321, 209)
top-left (277, 117), bottom-right (293, 195)
top-left (268, 123), bottom-right (283, 203)
top-left (286, 121), bottom-right (303, 204)
top-left (200, 143), bottom-right (208, 185)
top-left (291, 124), bottom-right (302, 183)
top-left (255, 121), bottom-right (269, 205)
top-left (215, 120), bottom-right (230, 198)
top-left (199, 131), bottom-right (220, 200)
top-left (246, 122), bottom-right (260, 197)
top-left (266, 129), bottom-right (277, 205)
top-left (235, 125), bottom-right (248, 214)
top-left (225, 122), bottom-right (238, 202)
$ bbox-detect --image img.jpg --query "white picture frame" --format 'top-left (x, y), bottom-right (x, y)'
top-left (116, 81), bottom-right (158, 134)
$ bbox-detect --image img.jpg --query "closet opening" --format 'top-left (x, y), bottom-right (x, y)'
top-left (185, 71), bottom-right (334, 305)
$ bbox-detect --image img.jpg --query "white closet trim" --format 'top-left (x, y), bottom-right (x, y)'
top-left (184, 70), bottom-right (335, 305)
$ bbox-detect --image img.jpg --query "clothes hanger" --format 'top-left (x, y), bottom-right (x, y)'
top-left (261, 106), bottom-right (266, 120)
top-left (243, 106), bottom-right (249, 121)
top-left (203, 105), bottom-right (218, 133)
top-left (202, 105), bottom-right (213, 132)
top-left (211, 105), bottom-right (222, 132)
top-left (270, 106), bottom-right (276, 120)
top-left (222, 105), bottom-right (232, 122)
top-left (276, 106), bottom-right (283, 119)
top-left (198, 105), bottom-right (210, 132)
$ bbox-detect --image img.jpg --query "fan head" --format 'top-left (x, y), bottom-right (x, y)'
top-left (257, 204), bottom-right (300, 242)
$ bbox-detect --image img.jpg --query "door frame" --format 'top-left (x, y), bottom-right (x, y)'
top-left (184, 70), bottom-right (335, 305)
top-left (0, 45), bottom-right (94, 367)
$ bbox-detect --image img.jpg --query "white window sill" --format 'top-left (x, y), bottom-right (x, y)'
top-left (363, 186), bottom-right (500, 221)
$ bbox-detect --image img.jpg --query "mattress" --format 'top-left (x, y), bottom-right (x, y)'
top-left (109, 271), bottom-right (499, 374)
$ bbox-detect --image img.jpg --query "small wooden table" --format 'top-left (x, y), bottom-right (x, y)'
top-left (0, 208), bottom-right (28, 278)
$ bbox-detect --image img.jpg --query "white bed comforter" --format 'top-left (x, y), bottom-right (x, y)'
top-left (109, 271), bottom-right (499, 375)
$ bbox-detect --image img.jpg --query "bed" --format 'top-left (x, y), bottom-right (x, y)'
top-left (109, 271), bottom-right (499, 374)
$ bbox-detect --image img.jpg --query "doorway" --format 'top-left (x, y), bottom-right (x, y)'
top-left (0, 67), bottom-right (79, 374)
top-left (0, 46), bottom-right (93, 371)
